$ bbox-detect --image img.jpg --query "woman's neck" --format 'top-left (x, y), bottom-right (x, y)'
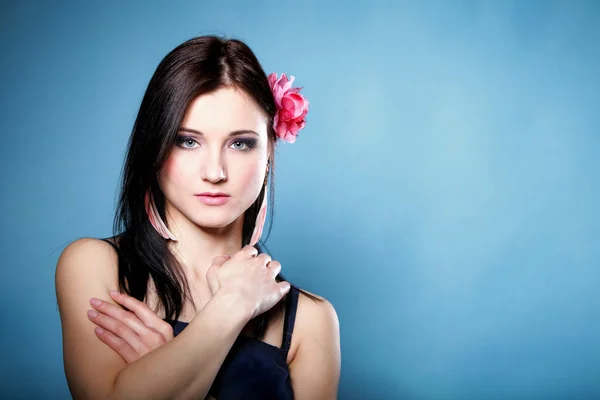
top-left (165, 207), bottom-right (244, 282)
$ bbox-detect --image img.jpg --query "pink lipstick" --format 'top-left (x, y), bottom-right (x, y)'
top-left (195, 192), bottom-right (230, 206)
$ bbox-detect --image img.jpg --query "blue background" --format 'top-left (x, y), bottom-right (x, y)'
top-left (1, 1), bottom-right (599, 399)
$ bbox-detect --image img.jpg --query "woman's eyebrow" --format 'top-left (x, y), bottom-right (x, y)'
top-left (178, 127), bottom-right (259, 137)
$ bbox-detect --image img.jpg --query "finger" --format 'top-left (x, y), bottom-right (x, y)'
top-left (256, 252), bottom-right (272, 266)
top-left (206, 264), bottom-right (222, 296)
top-left (277, 281), bottom-right (291, 297)
top-left (91, 297), bottom-right (149, 336)
top-left (210, 254), bottom-right (231, 268)
top-left (266, 260), bottom-right (282, 276)
top-left (240, 245), bottom-right (259, 258)
top-left (109, 292), bottom-right (173, 340)
top-left (88, 308), bottom-right (148, 355)
top-left (94, 326), bottom-right (139, 364)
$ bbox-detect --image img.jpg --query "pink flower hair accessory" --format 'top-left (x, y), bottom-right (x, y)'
top-left (268, 73), bottom-right (309, 143)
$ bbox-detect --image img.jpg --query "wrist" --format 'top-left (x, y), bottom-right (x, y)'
top-left (209, 290), bottom-right (253, 326)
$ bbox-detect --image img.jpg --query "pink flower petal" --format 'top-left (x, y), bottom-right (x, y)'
top-left (274, 116), bottom-right (288, 139)
top-left (268, 73), bottom-right (277, 89)
top-left (281, 93), bottom-right (306, 119)
top-left (276, 74), bottom-right (288, 89)
top-left (288, 121), bottom-right (300, 135)
top-left (268, 72), bottom-right (309, 143)
top-left (284, 130), bottom-right (297, 143)
top-left (282, 75), bottom-right (295, 92)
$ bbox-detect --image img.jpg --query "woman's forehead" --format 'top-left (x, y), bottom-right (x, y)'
top-left (180, 87), bottom-right (268, 136)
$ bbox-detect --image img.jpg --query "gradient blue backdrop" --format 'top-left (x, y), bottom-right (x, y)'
top-left (1, 1), bottom-right (599, 399)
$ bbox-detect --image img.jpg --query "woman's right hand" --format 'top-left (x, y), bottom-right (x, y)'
top-left (88, 291), bottom-right (174, 364)
top-left (206, 245), bottom-right (291, 320)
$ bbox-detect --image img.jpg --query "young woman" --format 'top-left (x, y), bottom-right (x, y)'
top-left (55, 35), bottom-right (340, 399)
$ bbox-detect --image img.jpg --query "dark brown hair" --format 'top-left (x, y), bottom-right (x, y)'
top-left (108, 35), bottom-right (310, 339)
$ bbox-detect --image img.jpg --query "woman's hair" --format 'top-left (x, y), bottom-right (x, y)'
top-left (107, 35), bottom-right (305, 338)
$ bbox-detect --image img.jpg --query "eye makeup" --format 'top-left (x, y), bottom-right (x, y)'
top-left (174, 135), bottom-right (258, 152)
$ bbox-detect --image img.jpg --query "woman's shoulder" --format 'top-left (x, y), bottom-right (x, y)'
top-left (289, 287), bottom-right (340, 361)
top-left (295, 288), bottom-right (338, 332)
top-left (55, 237), bottom-right (120, 293)
top-left (57, 237), bottom-right (119, 268)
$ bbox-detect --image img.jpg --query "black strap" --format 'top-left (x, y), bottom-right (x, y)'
top-left (100, 237), bottom-right (119, 252)
top-left (281, 286), bottom-right (299, 357)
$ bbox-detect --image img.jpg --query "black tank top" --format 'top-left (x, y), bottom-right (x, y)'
top-left (167, 287), bottom-right (298, 399)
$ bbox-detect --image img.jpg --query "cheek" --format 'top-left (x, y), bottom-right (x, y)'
top-left (236, 160), bottom-right (265, 192)
top-left (160, 153), bottom-right (198, 188)
top-left (162, 155), bottom-right (179, 180)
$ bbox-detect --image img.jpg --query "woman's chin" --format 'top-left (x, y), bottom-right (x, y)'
top-left (190, 215), bottom-right (241, 231)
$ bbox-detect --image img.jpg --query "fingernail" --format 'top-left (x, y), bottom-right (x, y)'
top-left (90, 298), bottom-right (102, 306)
top-left (95, 327), bottom-right (104, 335)
top-left (109, 290), bottom-right (119, 296)
top-left (87, 310), bottom-right (99, 318)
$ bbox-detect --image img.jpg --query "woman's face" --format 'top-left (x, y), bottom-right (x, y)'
top-left (158, 86), bottom-right (270, 230)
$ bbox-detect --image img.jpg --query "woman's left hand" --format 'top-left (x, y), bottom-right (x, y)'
top-left (87, 290), bottom-right (174, 364)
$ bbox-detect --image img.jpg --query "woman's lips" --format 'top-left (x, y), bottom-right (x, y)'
top-left (195, 193), bottom-right (230, 206)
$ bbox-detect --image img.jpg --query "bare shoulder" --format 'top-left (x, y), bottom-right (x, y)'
top-left (289, 288), bottom-right (340, 362)
top-left (56, 237), bottom-right (119, 292)
top-left (55, 236), bottom-right (121, 327)
top-left (58, 236), bottom-right (118, 263)
top-left (296, 289), bottom-right (339, 330)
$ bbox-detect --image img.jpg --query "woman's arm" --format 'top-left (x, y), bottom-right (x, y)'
top-left (55, 238), bottom-right (251, 400)
top-left (289, 293), bottom-right (341, 400)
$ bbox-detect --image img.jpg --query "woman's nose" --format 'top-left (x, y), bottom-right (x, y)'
top-left (200, 150), bottom-right (227, 183)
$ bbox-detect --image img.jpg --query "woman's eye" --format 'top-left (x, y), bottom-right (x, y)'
top-left (176, 136), bottom-right (199, 149)
top-left (231, 140), bottom-right (248, 150)
top-left (230, 139), bottom-right (255, 151)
